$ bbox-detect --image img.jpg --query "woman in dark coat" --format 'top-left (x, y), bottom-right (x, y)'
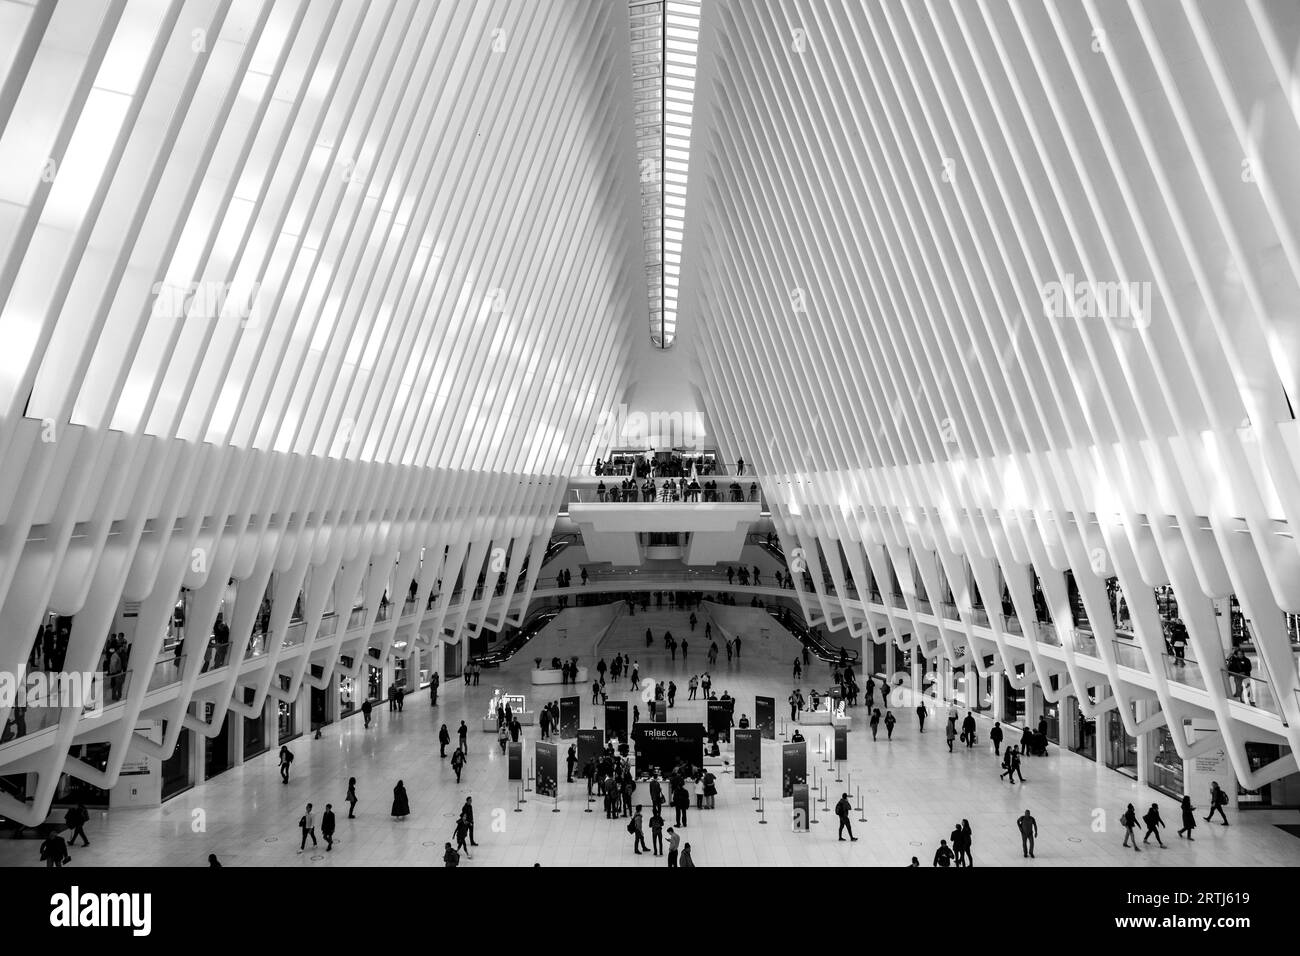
top-left (392, 780), bottom-right (410, 819)
top-left (1177, 795), bottom-right (1196, 840)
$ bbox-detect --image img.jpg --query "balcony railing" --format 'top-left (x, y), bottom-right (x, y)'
top-left (149, 654), bottom-right (186, 693)
top-left (1162, 653), bottom-right (1206, 690)
top-left (1001, 614), bottom-right (1022, 635)
top-left (1111, 638), bottom-right (1148, 672)
top-left (1072, 629), bottom-right (1099, 657)
top-left (1221, 668), bottom-right (1286, 717)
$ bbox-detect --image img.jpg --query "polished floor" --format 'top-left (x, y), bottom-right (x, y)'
top-left (3, 608), bottom-right (1298, 867)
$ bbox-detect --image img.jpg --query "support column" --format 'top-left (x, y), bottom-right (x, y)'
top-left (1135, 699), bottom-right (1149, 789)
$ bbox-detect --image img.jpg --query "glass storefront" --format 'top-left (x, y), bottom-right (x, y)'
top-left (310, 665), bottom-right (328, 731)
top-left (1035, 679), bottom-right (1060, 743)
top-left (1105, 708), bottom-right (1137, 779)
top-left (242, 688), bottom-right (267, 761)
top-left (55, 744), bottom-right (111, 807)
top-left (1149, 724), bottom-right (1184, 798)
top-left (204, 705), bottom-right (231, 780)
top-left (1001, 669), bottom-right (1025, 726)
top-left (277, 675), bottom-right (299, 744)
top-left (1238, 743), bottom-right (1300, 809)
top-left (339, 656), bottom-right (360, 717)
top-left (161, 721), bottom-right (192, 800)
top-left (1067, 692), bottom-right (1097, 761)
top-left (366, 663), bottom-right (383, 703)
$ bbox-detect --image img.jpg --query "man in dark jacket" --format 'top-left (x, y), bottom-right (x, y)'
top-left (835, 793), bottom-right (857, 842)
top-left (443, 842), bottom-right (459, 867)
top-left (65, 804), bottom-right (90, 847)
top-left (40, 832), bottom-right (69, 868)
top-left (321, 804), bottom-right (336, 851)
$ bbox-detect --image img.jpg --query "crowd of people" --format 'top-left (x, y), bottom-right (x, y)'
top-left (595, 477), bottom-right (758, 503)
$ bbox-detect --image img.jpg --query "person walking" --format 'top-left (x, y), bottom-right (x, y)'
top-left (1121, 803), bottom-right (1141, 852)
top-left (958, 819), bottom-right (973, 866)
top-left (789, 690), bottom-right (800, 722)
top-left (681, 638), bottom-right (688, 661)
top-left (346, 777), bottom-right (358, 818)
top-left (666, 827), bottom-right (680, 867)
top-left (870, 708), bottom-right (881, 741)
top-left (430, 671), bottom-right (439, 706)
top-left (793, 658), bottom-right (802, 681)
top-left (391, 781), bottom-right (410, 820)
top-left (321, 804), bottom-right (336, 851)
top-left (208, 853), bottom-right (222, 867)
top-left (566, 745), bottom-right (577, 783)
top-left (1177, 795), bottom-right (1197, 840)
top-left (279, 745), bottom-right (294, 784)
top-left (884, 710), bottom-right (896, 740)
top-left (298, 803), bottom-right (318, 852)
top-left (498, 722), bottom-right (509, 754)
top-left (1009, 746), bottom-right (1026, 784)
top-left (443, 842), bottom-right (460, 867)
top-left (1017, 809), bottom-right (1037, 858)
top-left (40, 831), bottom-right (69, 868)
top-left (916, 702), bottom-right (927, 733)
top-left (835, 792), bottom-right (858, 841)
top-left (453, 814), bottom-right (473, 860)
top-left (990, 721), bottom-right (1004, 755)
top-left (361, 698), bottom-right (372, 729)
top-left (649, 806), bottom-right (665, 856)
top-left (439, 723), bottom-right (450, 758)
top-left (1142, 803), bottom-right (1166, 847)
top-left (631, 805), bottom-right (649, 855)
top-left (458, 720), bottom-right (469, 753)
top-left (451, 746), bottom-right (466, 783)
top-left (65, 804), bottom-right (90, 847)
top-left (461, 797), bottom-right (478, 846)
top-left (945, 718), bottom-right (956, 752)
top-left (961, 712), bottom-right (977, 748)
top-left (1205, 782), bottom-right (1230, 825)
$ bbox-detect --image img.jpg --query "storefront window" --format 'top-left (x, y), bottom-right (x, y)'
top-left (1067, 692), bottom-right (1097, 761)
top-left (161, 721), bottom-right (192, 800)
top-left (1035, 680), bottom-right (1060, 743)
top-left (1238, 743), bottom-right (1300, 809)
top-left (339, 657), bottom-right (360, 717)
top-left (1001, 669), bottom-right (1025, 726)
top-left (367, 664), bottom-right (383, 703)
top-left (1149, 725), bottom-right (1183, 798)
top-left (277, 675), bottom-right (298, 744)
top-left (243, 688), bottom-right (267, 760)
top-left (1105, 708), bottom-right (1137, 779)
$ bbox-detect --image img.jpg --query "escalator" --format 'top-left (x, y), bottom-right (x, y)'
top-left (514, 533), bottom-right (581, 589)
top-left (767, 603), bottom-right (860, 665)
top-left (469, 604), bottom-right (563, 668)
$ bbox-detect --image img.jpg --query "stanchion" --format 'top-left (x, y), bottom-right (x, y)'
top-left (552, 789), bottom-right (560, 813)
top-left (758, 794), bottom-right (768, 825)
top-left (810, 793), bottom-right (820, 825)
top-left (780, 719), bottom-right (788, 741)
top-left (857, 785), bottom-right (867, 823)
top-left (525, 761), bottom-right (533, 793)
top-left (835, 758), bottom-right (843, 783)
top-left (514, 785), bottom-right (523, 812)
top-left (585, 787), bottom-right (594, 812)
top-left (820, 780), bottom-right (830, 809)
top-left (752, 778), bottom-right (760, 802)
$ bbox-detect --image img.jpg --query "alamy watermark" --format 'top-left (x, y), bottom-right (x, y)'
top-left (593, 403), bottom-right (706, 454)
top-left (1041, 273), bottom-right (1152, 329)
top-left (1, 670), bottom-right (104, 717)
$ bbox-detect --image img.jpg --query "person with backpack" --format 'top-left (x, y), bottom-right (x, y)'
top-left (40, 831), bottom-right (69, 868)
top-left (990, 721), bottom-right (1004, 755)
top-left (279, 745), bottom-right (294, 784)
top-left (630, 805), bottom-right (649, 855)
top-left (451, 747), bottom-right (466, 783)
top-left (1142, 803), bottom-right (1166, 847)
top-left (1205, 782), bottom-right (1230, 825)
top-left (884, 710), bottom-right (896, 740)
top-left (932, 839), bottom-right (954, 867)
top-left (1121, 803), bottom-right (1141, 852)
top-left (835, 792), bottom-right (857, 842)
top-left (321, 804), bottom-right (336, 851)
top-left (65, 804), bottom-right (90, 847)
top-left (298, 803), bottom-right (317, 852)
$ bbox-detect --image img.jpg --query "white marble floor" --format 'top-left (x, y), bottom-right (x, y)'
top-left (4, 609), bottom-right (1298, 867)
